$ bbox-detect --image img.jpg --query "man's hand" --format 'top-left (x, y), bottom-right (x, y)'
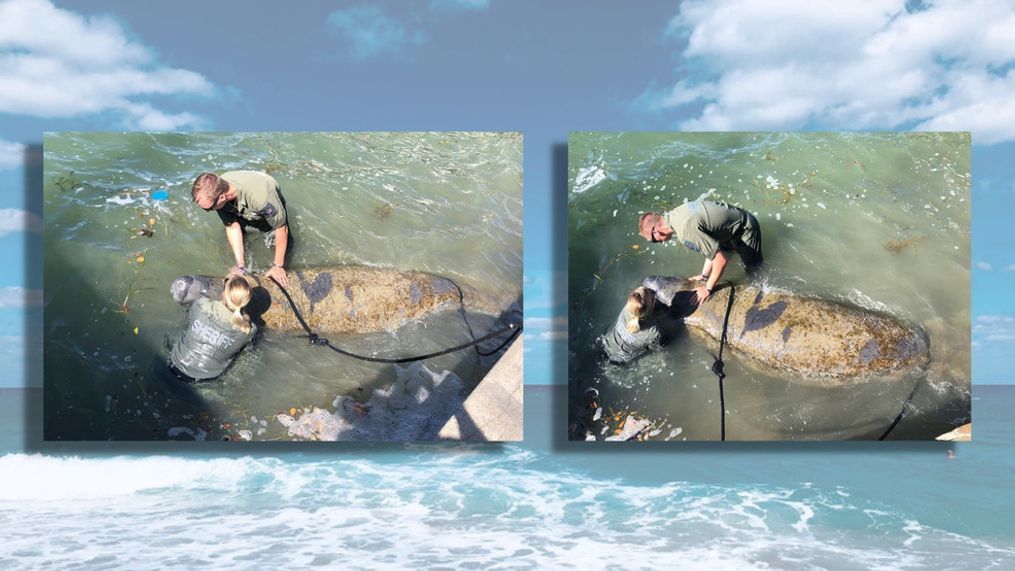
top-left (694, 286), bottom-right (712, 305)
top-left (266, 264), bottom-right (288, 288)
top-left (227, 265), bottom-right (246, 280)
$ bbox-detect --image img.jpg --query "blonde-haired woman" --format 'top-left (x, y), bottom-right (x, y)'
top-left (170, 276), bottom-right (258, 382)
top-left (599, 286), bottom-right (663, 364)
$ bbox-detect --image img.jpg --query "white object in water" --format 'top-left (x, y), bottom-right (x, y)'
top-left (573, 165), bottom-right (608, 194)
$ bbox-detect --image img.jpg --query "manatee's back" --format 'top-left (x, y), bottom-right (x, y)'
top-left (256, 267), bottom-right (462, 334)
top-left (688, 285), bottom-right (930, 383)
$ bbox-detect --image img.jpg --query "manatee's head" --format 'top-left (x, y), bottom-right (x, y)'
top-left (170, 275), bottom-right (197, 303)
top-left (170, 274), bottom-right (222, 304)
top-left (642, 276), bottom-right (694, 306)
top-left (642, 276), bottom-right (699, 319)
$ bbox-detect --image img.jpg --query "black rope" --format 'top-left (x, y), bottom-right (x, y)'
top-left (878, 379), bottom-right (920, 441)
top-left (477, 324), bottom-right (523, 356)
top-left (268, 276), bottom-right (521, 364)
top-left (710, 284), bottom-right (736, 442)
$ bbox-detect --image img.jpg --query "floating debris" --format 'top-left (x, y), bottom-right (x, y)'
top-left (52, 172), bottom-right (79, 192)
top-left (373, 202), bottom-right (394, 220)
top-left (885, 235), bottom-right (926, 254)
top-left (604, 414), bottom-right (654, 441)
top-left (848, 159), bottom-right (866, 172)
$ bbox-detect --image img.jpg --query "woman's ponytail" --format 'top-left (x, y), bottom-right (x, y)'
top-left (222, 276), bottom-right (253, 334)
top-left (624, 287), bottom-right (655, 334)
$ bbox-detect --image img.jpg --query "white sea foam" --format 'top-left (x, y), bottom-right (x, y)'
top-left (573, 165), bottom-right (609, 194)
top-left (1, 451), bottom-right (1012, 569)
top-left (0, 454), bottom-right (253, 501)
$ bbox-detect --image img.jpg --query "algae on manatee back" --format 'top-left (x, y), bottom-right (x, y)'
top-left (646, 276), bottom-right (931, 385)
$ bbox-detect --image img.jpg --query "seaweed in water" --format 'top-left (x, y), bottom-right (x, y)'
top-left (373, 202), bottom-right (394, 220)
top-left (885, 235), bottom-right (926, 253)
top-left (52, 171), bottom-right (79, 192)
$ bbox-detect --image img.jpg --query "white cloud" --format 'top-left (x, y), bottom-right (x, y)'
top-left (1003, 264), bottom-right (1015, 272)
top-left (0, 287), bottom-right (43, 308)
top-left (525, 316), bottom-right (567, 329)
top-left (0, 208), bottom-right (42, 236)
top-left (973, 314), bottom-right (1015, 344)
top-left (976, 261), bottom-right (994, 271)
top-left (536, 330), bottom-right (567, 342)
top-left (0, 139), bottom-right (25, 169)
top-left (328, 5), bottom-right (425, 60)
top-left (526, 316), bottom-right (567, 343)
top-left (430, 0), bottom-right (490, 11)
top-left (976, 315), bottom-right (1011, 324)
top-left (0, 0), bottom-right (213, 129)
top-left (649, 0), bottom-right (1015, 144)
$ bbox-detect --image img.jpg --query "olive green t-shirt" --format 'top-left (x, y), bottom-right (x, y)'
top-left (218, 171), bottom-right (287, 229)
top-left (664, 200), bottom-right (748, 260)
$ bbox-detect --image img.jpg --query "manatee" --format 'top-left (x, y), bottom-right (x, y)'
top-left (172, 266), bottom-right (475, 334)
top-left (643, 276), bottom-right (930, 384)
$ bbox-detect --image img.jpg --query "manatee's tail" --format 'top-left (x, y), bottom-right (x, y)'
top-left (170, 275), bottom-right (223, 304)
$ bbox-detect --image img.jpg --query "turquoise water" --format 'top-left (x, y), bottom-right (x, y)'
top-left (568, 133), bottom-right (971, 440)
top-left (43, 132), bottom-right (523, 441)
top-left (2, 387), bottom-right (1013, 568)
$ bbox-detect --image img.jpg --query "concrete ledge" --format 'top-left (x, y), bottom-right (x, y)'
top-left (439, 334), bottom-right (523, 441)
top-left (935, 422), bottom-right (971, 442)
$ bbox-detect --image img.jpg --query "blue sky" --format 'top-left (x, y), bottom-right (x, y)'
top-left (2, 0), bottom-right (1014, 386)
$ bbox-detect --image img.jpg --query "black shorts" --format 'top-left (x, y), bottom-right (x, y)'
top-left (734, 212), bottom-right (763, 268)
top-left (168, 361), bottom-right (199, 384)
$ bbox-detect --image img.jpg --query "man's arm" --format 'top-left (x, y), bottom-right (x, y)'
top-left (264, 224), bottom-right (289, 287)
top-left (225, 222), bottom-right (245, 277)
top-left (692, 258), bottom-right (714, 281)
top-left (695, 251), bottom-right (727, 304)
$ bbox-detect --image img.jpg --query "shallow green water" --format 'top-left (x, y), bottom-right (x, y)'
top-left (568, 132), bottom-right (970, 440)
top-left (44, 132), bottom-right (522, 440)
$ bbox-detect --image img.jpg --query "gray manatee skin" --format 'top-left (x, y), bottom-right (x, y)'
top-left (172, 267), bottom-right (467, 334)
top-left (643, 276), bottom-right (930, 384)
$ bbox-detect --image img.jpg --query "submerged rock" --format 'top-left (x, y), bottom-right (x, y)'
top-left (935, 423), bottom-right (971, 442)
top-left (275, 362), bottom-right (465, 441)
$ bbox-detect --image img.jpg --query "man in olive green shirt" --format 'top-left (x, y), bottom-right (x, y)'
top-left (192, 171), bottom-right (290, 287)
top-left (638, 200), bottom-right (762, 305)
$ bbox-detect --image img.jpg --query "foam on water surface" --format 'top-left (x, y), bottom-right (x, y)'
top-left (1, 447), bottom-right (1012, 569)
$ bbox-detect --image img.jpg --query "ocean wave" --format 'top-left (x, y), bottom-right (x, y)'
top-left (1, 451), bottom-right (1012, 569)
